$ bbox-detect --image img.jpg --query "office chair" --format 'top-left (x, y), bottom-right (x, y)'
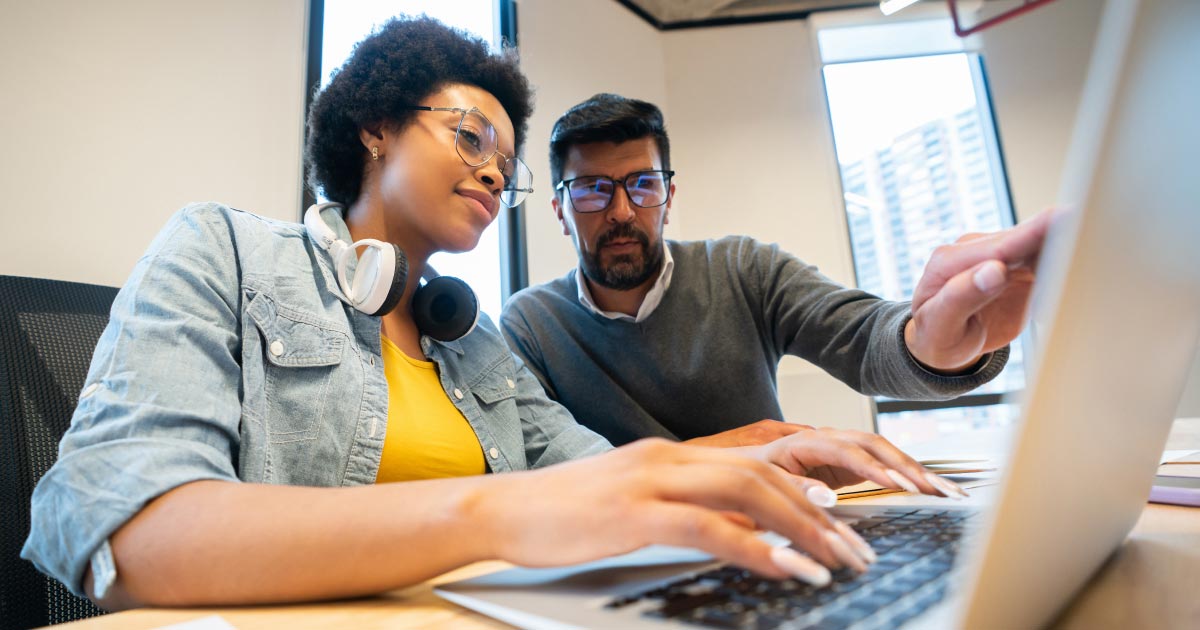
top-left (1, 275), bottom-right (116, 628)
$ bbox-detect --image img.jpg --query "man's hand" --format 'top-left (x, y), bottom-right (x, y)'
top-left (905, 209), bottom-right (1053, 372)
top-left (684, 419), bottom-right (806, 448)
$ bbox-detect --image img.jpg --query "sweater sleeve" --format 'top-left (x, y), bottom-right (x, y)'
top-left (499, 294), bottom-right (558, 401)
top-left (496, 300), bottom-right (612, 465)
top-left (745, 238), bottom-right (1007, 400)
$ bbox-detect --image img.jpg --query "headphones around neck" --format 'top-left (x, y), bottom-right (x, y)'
top-left (303, 202), bottom-right (479, 342)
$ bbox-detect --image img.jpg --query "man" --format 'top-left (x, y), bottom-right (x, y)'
top-left (500, 93), bottom-right (1045, 448)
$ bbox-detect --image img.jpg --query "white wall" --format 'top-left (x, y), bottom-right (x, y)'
top-left (661, 21), bottom-right (872, 429)
top-left (0, 0), bottom-right (309, 287)
top-left (979, 0), bottom-right (1106, 221)
top-left (516, 0), bottom-right (670, 286)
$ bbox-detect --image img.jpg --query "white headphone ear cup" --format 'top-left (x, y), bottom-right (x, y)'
top-left (374, 244), bottom-right (408, 316)
top-left (309, 204), bottom-right (409, 316)
top-left (353, 247), bottom-right (382, 305)
top-left (357, 241), bottom-right (402, 316)
top-left (332, 239), bottom-right (405, 315)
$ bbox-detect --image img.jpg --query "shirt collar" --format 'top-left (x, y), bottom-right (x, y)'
top-left (575, 243), bottom-right (674, 323)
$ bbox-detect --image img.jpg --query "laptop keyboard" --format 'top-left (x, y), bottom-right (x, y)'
top-left (605, 508), bottom-right (974, 629)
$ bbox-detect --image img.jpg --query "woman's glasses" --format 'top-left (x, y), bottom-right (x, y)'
top-left (404, 106), bottom-right (533, 207)
top-left (556, 170), bottom-right (675, 213)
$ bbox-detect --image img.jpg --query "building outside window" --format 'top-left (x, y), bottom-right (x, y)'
top-left (815, 15), bottom-right (1027, 447)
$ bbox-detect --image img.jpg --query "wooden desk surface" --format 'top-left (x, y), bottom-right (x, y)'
top-left (49, 419), bottom-right (1200, 630)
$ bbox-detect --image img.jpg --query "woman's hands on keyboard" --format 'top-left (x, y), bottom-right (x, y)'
top-left (745, 427), bottom-right (968, 499)
top-left (475, 438), bottom-right (878, 586)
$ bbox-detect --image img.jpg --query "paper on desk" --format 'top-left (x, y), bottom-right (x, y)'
top-left (153, 616), bottom-right (238, 630)
top-left (1161, 450), bottom-right (1200, 464)
top-left (1157, 450), bottom-right (1200, 479)
top-left (835, 458), bottom-right (999, 498)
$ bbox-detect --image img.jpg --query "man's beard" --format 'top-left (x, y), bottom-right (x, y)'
top-left (580, 222), bottom-right (664, 291)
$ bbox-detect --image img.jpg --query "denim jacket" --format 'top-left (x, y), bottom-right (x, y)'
top-left (22, 203), bottom-right (612, 599)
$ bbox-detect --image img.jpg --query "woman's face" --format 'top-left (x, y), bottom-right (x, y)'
top-left (371, 83), bottom-right (515, 259)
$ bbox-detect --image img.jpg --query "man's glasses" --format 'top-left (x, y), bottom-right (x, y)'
top-left (556, 170), bottom-right (675, 214)
top-left (404, 106), bottom-right (533, 207)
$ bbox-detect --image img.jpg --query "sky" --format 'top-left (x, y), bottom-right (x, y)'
top-left (823, 53), bottom-right (979, 164)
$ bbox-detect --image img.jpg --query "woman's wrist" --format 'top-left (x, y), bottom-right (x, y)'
top-left (450, 472), bottom-right (526, 563)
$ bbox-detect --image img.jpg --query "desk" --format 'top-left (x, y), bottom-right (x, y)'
top-left (49, 419), bottom-right (1200, 630)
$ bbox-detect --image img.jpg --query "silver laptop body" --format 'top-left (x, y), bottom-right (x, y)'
top-left (437, 0), bottom-right (1200, 627)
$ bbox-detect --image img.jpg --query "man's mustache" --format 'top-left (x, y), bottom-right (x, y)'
top-left (597, 224), bottom-right (650, 249)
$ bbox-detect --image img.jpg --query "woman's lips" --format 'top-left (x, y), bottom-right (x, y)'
top-left (458, 192), bottom-right (494, 222)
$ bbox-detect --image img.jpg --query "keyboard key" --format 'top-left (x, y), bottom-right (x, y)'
top-left (613, 508), bottom-right (971, 628)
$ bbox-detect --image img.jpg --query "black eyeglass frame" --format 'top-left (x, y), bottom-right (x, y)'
top-left (402, 105), bottom-right (533, 207)
top-left (555, 169), bottom-right (676, 214)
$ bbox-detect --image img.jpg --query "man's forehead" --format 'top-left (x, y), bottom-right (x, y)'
top-left (563, 138), bottom-right (661, 177)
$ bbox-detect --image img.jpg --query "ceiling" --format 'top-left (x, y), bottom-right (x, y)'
top-left (614, 0), bottom-right (880, 29)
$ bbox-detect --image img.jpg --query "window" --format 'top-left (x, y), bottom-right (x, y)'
top-left (306, 0), bottom-right (523, 323)
top-left (815, 16), bottom-right (1027, 447)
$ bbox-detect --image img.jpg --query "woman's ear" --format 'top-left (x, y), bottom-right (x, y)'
top-left (358, 128), bottom-right (385, 156)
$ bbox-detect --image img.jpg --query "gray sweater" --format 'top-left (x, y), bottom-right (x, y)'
top-left (500, 237), bottom-right (1007, 445)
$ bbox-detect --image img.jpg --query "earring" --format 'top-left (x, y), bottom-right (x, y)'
top-left (371, 146), bottom-right (379, 161)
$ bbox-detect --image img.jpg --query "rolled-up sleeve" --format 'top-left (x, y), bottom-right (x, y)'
top-left (21, 204), bottom-right (246, 598)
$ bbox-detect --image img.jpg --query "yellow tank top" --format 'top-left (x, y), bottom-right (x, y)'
top-left (374, 335), bottom-right (486, 483)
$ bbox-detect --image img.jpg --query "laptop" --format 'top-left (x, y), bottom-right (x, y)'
top-left (436, 0), bottom-right (1200, 627)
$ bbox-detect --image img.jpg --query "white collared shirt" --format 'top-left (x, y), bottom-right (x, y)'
top-left (575, 243), bottom-right (675, 323)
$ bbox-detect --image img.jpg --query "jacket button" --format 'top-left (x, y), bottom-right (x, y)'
top-left (453, 388), bottom-right (464, 400)
top-left (489, 448), bottom-right (500, 459)
top-left (270, 340), bottom-right (284, 356)
top-left (506, 377), bottom-right (515, 389)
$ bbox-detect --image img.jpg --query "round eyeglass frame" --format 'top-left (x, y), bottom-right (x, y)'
top-left (402, 105), bottom-right (533, 207)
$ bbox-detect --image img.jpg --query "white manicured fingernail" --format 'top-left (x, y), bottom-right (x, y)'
top-left (925, 472), bottom-right (958, 498)
top-left (806, 485), bottom-right (838, 508)
top-left (924, 472), bottom-right (969, 498)
top-left (835, 520), bottom-right (877, 564)
top-left (974, 262), bottom-right (1005, 292)
top-left (824, 530), bottom-right (867, 573)
top-left (885, 469), bottom-right (920, 494)
top-left (770, 547), bottom-right (831, 587)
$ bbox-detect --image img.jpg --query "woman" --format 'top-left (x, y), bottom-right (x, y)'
top-left (22, 16), bottom-right (955, 610)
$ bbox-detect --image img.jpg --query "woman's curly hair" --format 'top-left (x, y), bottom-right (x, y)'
top-left (305, 16), bottom-right (533, 205)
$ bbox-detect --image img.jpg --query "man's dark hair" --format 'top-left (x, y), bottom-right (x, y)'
top-left (548, 94), bottom-right (671, 189)
top-left (306, 16), bottom-right (533, 205)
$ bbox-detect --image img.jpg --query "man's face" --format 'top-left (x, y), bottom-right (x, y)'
top-left (554, 137), bottom-right (673, 291)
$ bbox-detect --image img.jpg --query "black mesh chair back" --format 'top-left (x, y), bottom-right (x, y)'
top-left (1, 275), bottom-right (116, 629)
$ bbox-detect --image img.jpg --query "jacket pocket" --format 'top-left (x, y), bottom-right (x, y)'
top-left (246, 291), bottom-right (347, 442)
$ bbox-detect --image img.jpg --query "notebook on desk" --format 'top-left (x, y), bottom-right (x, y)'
top-left (436, 1), bottom-right (1200, 628)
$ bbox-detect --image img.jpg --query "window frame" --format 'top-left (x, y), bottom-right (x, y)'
top-left (301, 0), bottom-right (528, 302)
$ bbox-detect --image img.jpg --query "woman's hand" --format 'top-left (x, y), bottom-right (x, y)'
top-left (746, 427), bottom-right (968, 498)
top-left (475, 439), bottom-right (876, 586)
